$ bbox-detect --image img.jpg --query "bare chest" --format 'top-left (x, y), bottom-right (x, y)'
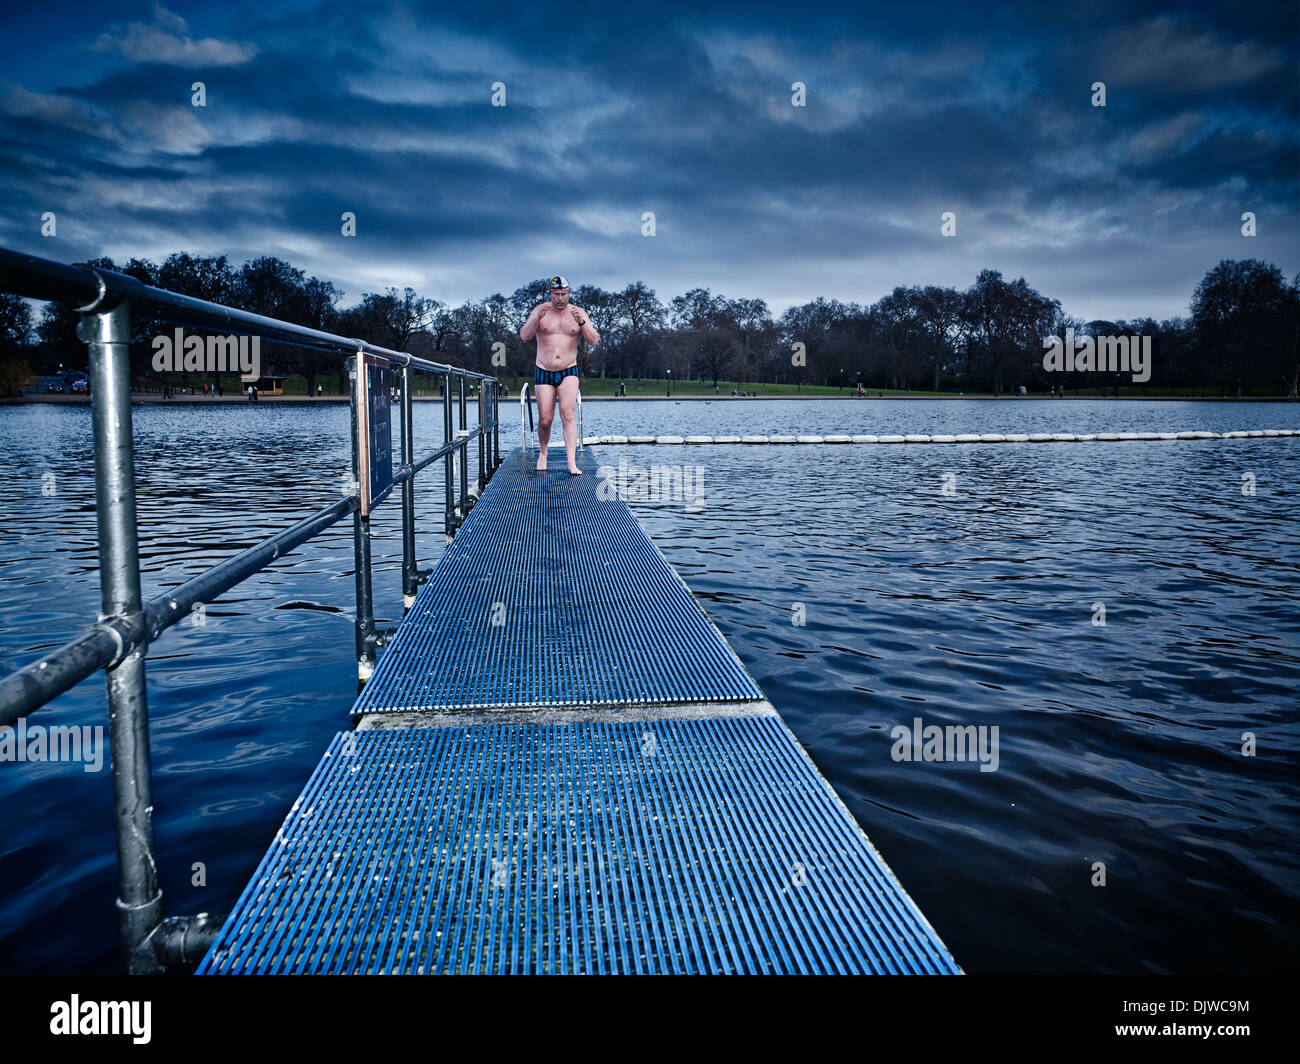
top-left (537, 308), bottom-right (580, 337)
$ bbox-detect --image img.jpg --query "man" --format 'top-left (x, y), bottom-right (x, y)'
top-left (519, 275), bottom-right (599, 474)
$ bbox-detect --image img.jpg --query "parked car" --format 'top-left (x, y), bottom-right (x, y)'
top-left (44, 378), bottom-right (64, 393)
top-left (71, 378), bottom-right (89, 394)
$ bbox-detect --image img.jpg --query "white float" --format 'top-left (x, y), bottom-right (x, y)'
top-left (598, 428), bottom-right (1295, 446)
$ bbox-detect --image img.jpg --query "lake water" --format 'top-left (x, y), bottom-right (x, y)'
top-left (1, 399), bottom-right (1297, 973)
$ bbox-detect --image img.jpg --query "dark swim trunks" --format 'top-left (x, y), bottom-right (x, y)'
top-left (534, 364), bottom-right (579, 387)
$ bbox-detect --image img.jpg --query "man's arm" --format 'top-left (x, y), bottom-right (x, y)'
top-left (519, 303), bottom-right (546, 342)
top-left (570, 307), bottom-right (600, 348)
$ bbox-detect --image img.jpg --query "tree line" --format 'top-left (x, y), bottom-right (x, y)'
top-left (2, 253), bottom-right (1297, 397)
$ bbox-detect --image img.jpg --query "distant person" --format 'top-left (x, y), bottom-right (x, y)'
top-left (519, 275), bottom-right (599, 474)
top-left (317, 384), bottom-right (323, 397)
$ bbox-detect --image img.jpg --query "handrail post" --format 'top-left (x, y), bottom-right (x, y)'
top-left (443, 370), bottom-right (454, 543)
top-left (492, 380), bottom-right (501, 470)
top-left (477, 378), bottom-right (486, 488)
top-left (400, 366), bottom-right (418, 610)
top-left (458, 374), bottom-right (469, 510)
top-left (350, 354), bottom-right (376, 682)
top-left (79, 292), bottom-right (164, 974)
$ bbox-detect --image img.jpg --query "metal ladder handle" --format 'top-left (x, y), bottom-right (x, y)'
top-left (519, 381), bottom-right (534, 451)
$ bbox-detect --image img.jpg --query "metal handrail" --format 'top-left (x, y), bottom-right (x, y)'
top-left (0, 247), bottom-right (495, 380)
top-left (0, 428), bottom-right (481, 725)
top-left (0, 245), bottom-right (503, 973)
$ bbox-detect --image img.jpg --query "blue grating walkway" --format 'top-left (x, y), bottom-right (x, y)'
top-left (354, 447), bottom-right (761, 712)
top-left (200, 445), bottom-right (960, 974)
top-left (198, 720), bottom-right (956, 974)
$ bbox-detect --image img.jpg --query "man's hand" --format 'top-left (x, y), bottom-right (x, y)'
top-left (570, 308), bottom-right (588, 326)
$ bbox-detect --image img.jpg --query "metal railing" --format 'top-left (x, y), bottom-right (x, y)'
top-left (519, 380), bottom-right (584, 453)
top-left (0, 246), bottom-right (502, 973)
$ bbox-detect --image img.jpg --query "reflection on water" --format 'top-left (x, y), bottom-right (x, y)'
top-left (1, 399), bottom-right (1297, 973)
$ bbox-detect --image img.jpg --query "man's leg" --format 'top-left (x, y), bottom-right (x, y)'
top-left (556, 374), bottom-right (582, 474)
top-left (535, 383), bottom-right (557, 470)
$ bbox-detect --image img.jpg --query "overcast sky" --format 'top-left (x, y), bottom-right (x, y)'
top-left (1, 0), bottom-right (1296, 323)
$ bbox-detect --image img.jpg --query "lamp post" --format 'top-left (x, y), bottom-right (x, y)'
top-left (667, 369), bottom-right (672, 397)
top-left (839, 368), bottom-right (843, 392)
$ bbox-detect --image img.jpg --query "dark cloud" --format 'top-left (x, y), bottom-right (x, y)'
top-left (0, 0), bottom-right (1294, 321)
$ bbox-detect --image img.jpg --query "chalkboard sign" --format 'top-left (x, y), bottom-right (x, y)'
top-left (357, 355), bottom-right (393, 516)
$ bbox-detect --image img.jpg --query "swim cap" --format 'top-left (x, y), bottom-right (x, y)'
top-left (548, 275), bottom-right (570, 291)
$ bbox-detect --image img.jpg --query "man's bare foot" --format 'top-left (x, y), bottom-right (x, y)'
top-left (568, 464), bottom-right (582, 475)
top-left (536, 452), bottom-right (547, 471)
